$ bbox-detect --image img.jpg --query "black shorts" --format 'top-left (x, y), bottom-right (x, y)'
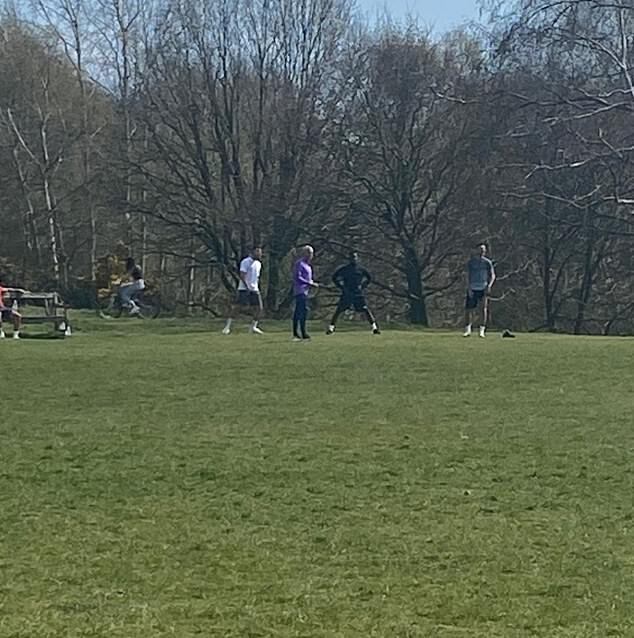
top-left (337, 293), bottom-right (368, 313)
top-left (0, 307), bottom-right (17, 320)
top-left (465, 289), bottom-right (487, 310)
top-left (236, 290), bottom-right (263, 309)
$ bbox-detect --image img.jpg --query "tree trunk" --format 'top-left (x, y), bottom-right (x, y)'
top-left (573, 208), bottom-right (595, 335)
top-left (266, 249), bottom-right (281, 314)
top-left (541, 198), bottom-right (556, 332)
top-left (543, 256), bottom-right (556, 331)
top-left (84, 136), bottom-right (97, 297)
top-left (404, 246), bottom-right (428, 326)
top-left (266, 212), bottom-right (297, 316)
top-left (13, 146), bottom-right (41, 270)
top-left (187, 235), bottom-right (196, 315)
top-left (46, 208), bottom-right (61, 286)
top-left (41, 164), bottom-right (61, 286)
top-left (141, 215), bottom-right (148, 272)
top-left (141, 127), bottom-right (149, 271)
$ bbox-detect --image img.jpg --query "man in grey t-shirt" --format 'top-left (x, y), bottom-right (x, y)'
top-left (464, 244), bottom-right (496, 338)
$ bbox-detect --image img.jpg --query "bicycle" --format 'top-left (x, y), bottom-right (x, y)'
top-left (99, 284), bottom-right (161, 319)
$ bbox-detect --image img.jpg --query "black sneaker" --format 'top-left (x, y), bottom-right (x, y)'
top-left (302, 335), bottom-right (311, 341)
top-left (373, 327), bottom-right (381, 335)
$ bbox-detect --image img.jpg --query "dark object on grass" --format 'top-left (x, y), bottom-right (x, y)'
top-left (501, 329), bottom-right (516, 338)
top-left (19, 331), bottom-right (65, 340)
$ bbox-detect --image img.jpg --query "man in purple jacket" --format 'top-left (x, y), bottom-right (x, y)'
top-left (292, 245), bottom-right (319, 340)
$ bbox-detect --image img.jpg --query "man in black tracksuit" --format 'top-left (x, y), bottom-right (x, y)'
top-left (326, 251), bottom-right (380, 335)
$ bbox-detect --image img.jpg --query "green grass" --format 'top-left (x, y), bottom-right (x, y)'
top-left (2, 317), bottom-right (634, 637)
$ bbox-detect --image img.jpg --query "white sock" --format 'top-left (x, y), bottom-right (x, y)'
top-left (251, 320), bottom-right (258, 329)
top-left (371, 322), bottom-right (378, 330)
top-left (225, 318), bottom-right (232, 328)
top-left (480, 326), bottom-right (486, 336)
top-left (329, 324), bottom-right (335, 331)
top-left (465, 324), bottom-right (472, 333)
top-left (0, 330), bottom-right (5, 338)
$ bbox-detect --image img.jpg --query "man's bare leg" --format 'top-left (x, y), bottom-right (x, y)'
top-left (250, 296), bottom-right (264, 334)
top-left (464, 307), bottom-right (474, 337)
top-left (479, 298), bottom-right (488, 337)
top-left (11, 312), bottom-right (21, 339)
top-left (223, 303), bottom-right (239, 334)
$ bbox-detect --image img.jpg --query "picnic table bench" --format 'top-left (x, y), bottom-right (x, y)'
top-left (6, 291), bottom-right (72, 337)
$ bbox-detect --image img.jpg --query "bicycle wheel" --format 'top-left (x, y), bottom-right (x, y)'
top-left (99, 295), bottom-right (122, 318)
top-left (138, 295), bottom-right (161, 319)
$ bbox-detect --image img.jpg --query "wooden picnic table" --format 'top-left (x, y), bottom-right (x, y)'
top-left (6, 290), bottom-right (72, 336)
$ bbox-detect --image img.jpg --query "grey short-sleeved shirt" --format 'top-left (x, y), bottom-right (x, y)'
top-left (467, 256), bottom-right (494, 291)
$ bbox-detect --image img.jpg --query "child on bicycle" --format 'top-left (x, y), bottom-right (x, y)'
top-left (119, 257), bottom-right (145, 315)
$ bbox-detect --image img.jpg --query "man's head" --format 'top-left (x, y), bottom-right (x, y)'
top-left (302, 245), bottom-right (314, 263)
top-left (252, 246), bottom-right (263, 261)
top-left (476, 243), bottom-right (488, 258)
top-left (349, 251), bottom-right (359, 264)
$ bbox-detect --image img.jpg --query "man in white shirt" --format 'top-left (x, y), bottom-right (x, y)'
top-left (222, 247), bottom-right (264, 334)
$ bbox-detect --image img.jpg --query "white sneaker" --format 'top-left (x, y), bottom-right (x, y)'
top-left (326, 325), bottom-right (335, 335)
top-left (292, 337), bottom-right (302, 342)
top-left (479, 327), bottom-right (486, 338)
top-left (222, 326), bottom-right (231, 335)
top-left (0, 330), bottom-right (5, 339)
top-left (13, 332), bottom-right (20, 340)
top-left (129, 306), bottom-right (140, 316)
top-left (250, 326), bottom-right (264, 335)
top-left (463, 326), bottom-right (472, 338)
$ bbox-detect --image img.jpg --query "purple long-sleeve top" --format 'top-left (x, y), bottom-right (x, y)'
top-left (293, 259), bottom-right (313, 296)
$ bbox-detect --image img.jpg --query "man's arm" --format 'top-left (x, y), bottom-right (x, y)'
top-left (332, 266), bottom-right (344, 289)
top-left (239, 270), bottom-right (250, 289)
top-left (361, 268), bottom-right (372, 289)
top-left (295, 264), bottom-right (317, 287)
top-left (488, 261), bottom-right (496, 292)
top-left (0, 288), bottom-right (26, 309)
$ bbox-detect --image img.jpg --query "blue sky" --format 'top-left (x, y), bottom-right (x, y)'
top-left (357, 0), bottom-right (481, 32)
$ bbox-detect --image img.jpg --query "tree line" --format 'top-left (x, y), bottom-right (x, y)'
top-left (1, 0), bottom-right (633, 333)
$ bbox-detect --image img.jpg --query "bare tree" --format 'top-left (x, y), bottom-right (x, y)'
top-left (336, 28), bottom-right (484, 324)
top-left (486, 0), bottom-right (634, 332)
top-left (0, 29), bottom-right (71, 287)
top-left (34, 0), bottom-right (104, 285)
top-left (135, 0), bottom-right (352, 311)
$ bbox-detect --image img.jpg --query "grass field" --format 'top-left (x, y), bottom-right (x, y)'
top-left (2, 318), bottom-right (634, 637)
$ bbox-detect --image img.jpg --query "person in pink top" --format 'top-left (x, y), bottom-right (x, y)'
top-left (292, 245), bottom-right (319, 341)
top-left (0, 283), bottom-right (24, 339)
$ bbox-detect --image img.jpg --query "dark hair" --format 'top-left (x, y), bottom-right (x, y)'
top-left (349, 250), bottom-right (358, 259)
top-left (125, 257), bottom-right (135, 270)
